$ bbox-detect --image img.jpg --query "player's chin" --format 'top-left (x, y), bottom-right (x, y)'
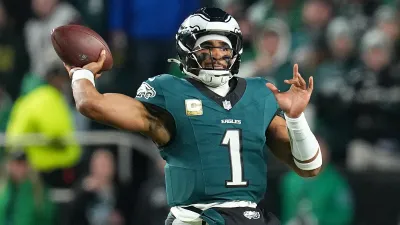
top-left (203, 64), bottom-right (228, 70)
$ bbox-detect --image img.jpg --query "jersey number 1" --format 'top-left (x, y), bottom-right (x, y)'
top-left (221, 129), bottom-right (249, 187)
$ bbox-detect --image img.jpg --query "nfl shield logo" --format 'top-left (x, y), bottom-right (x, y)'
top-left (222, 100), bottom-right (232, 110)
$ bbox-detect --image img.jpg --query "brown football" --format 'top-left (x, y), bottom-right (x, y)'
top-left (51, 24), bottom-right (113, 71)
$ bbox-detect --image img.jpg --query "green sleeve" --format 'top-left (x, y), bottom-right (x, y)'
top-left (260, 78), bottom-right (279, 128)
top-left (135, 75), bottom-right (168, 109)
top-left (264, 90), bottom-right (279, 121)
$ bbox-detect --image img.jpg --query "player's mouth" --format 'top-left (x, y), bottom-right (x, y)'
top-left (204, 63), bottom-right (227, 70)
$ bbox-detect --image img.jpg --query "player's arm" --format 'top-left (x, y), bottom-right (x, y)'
top-left (66, 51), bottom-right (171, 146)
top-left (266, 111), bottom-right (322, 177)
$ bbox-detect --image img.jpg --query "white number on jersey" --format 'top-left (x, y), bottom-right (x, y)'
top-left (221, 129), bottom-right (249, 187)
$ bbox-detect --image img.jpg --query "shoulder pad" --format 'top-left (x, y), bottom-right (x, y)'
top-left (147, 74), bottom-right (176, 83)
top-left (244, 77), bottom-right (275, 95)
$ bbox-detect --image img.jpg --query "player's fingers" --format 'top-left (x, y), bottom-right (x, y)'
top-left (63, 63), bottom-right (71, 70)
top-left (266, 83), bottom-right (280, 95)
top-left (285, 79), bottom-right (301, 87)
top-left (63, 63), bottom-right (73, 76)
top-left (307, 76), bottom-right (314, 93)
top-left (293, 64), bottom-right (298, 79)
top-left (97, 50), bottom-right (107, 66)
top-left (297, 73), bottom-right (307, 89)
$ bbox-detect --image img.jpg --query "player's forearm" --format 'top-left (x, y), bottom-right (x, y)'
top-left (72, 80), bottom-right (147, 132)
top-left (72, 79), bottom-right (104, 119)
top-left (70, 70), bottom-right (119, 125)
top-left (267, 115), bottom-right (321, 177)
top-left (71, 70), bottom-right (152, 133)
top-left (268, 138), bottom-right (319, 177)
top-left (285, 113), bottom-right (322, 174)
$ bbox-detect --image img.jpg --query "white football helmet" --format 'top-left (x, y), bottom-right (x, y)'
top-left (170, 7), bottom-right (243, 87)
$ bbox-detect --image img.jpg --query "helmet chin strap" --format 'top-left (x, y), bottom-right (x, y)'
top-left (197, 69), bottom-right (232, 87)
top-left (183, 67), bottom-right (232, 87)
top-left (167, 58), bottom-right (233, 87)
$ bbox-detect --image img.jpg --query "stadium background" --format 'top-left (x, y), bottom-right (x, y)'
top-left (0, 0), bottom-right (400, 224)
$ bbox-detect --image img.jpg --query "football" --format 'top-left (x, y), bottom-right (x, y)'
top-left (51, 24), bottom-right (113, 71)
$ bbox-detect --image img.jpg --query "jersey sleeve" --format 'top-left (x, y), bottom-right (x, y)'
top-left (135, 75), bottom-right (167, 109)
top-left (275, 108), bottom-right (285, 119)
top-left (134, 75), bottom-right (177, 145)
top-left (264, 92), bottom-right (280, 126)
top-left (259, 78), bottom-right (282, 128)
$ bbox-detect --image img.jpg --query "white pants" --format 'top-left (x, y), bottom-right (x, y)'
top-left (165, 213), bottom-right (207, 225)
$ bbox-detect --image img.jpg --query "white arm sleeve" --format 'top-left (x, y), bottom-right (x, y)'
top-left (284, 113), bottom-right (322, 170)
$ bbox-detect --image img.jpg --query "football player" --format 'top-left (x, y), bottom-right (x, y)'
top-left (64, 7), bottom-right (322, 225)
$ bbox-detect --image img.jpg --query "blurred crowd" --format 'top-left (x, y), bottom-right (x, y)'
top-left (218, 0), bottom-right (400, 172)
top-left (0, 0), bottom-right (400, 224)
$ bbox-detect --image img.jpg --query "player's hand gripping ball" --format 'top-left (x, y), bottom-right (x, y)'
top-left (64, 50), bottom-right (107, 79)
top-left (51, 24), bottom-right (113, 72)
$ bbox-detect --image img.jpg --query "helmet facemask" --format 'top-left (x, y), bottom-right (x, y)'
top-left (176, 33), bottom-right (242, 87)
top-left (184, 46), bottom-right (236, 87)
top-left (171, 7), bottom-right (244, 87)
top-left (192, 46), bottom-right (234, 69)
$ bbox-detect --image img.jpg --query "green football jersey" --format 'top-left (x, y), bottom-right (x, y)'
top-left (135, 74), bottom-right (279, 207)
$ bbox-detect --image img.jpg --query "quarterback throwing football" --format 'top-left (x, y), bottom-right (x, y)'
top-left (65, 7), bottom-right (322, 225)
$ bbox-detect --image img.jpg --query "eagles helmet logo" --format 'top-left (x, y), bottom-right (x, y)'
top-left (136, 82), bottom-right (156, 99)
